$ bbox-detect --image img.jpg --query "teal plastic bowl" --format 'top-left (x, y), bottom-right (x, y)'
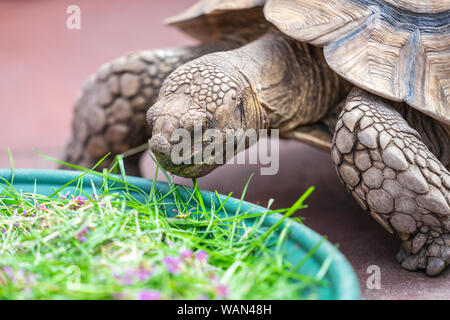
top-left (0, 169), bottom-right (359, 300)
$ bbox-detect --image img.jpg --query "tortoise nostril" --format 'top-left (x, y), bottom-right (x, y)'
top-left (150, 135), bottom-right (171, 156)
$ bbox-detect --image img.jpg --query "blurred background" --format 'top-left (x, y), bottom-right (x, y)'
top-left (0, 0), bottom-right (448, 299)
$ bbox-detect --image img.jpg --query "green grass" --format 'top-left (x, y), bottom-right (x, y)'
top-left (0, 155), bottom-right (329, 300)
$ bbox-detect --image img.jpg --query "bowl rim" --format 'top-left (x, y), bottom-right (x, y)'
top-left (0, 168), bottom-right (360, 300)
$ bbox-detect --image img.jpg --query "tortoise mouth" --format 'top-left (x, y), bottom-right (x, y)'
top-left (153, 152), bottom-right (220, 178)
top-left (151, 137), bottom-right (222, 178)
top-left (150, 128), bottom-right (252, 178)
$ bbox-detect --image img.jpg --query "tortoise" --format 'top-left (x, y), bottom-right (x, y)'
top-left (64, 0), bottom-right (450, 276)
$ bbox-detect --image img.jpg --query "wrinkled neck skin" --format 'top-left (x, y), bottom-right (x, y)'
top-left (211, 29), bottom-right (345, 134)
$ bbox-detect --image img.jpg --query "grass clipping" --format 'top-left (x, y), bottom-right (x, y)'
top-left (0, 157), bottom-right (330, 300)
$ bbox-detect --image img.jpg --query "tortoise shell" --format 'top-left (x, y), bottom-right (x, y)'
top-left (167, 0), bottom-right (450, 125)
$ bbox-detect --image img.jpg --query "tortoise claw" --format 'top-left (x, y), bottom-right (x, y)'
top-left (427, 257), bottom-right (446, 276)
top-left (397, 236), bottom-right (449, 276)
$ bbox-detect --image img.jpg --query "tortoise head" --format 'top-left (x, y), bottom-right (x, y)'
top-left (147, 55), bottom-right (263, 178)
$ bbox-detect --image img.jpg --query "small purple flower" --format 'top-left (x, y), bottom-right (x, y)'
top-left (1, 228), bottom-right (6, 234)
top-left (163, 256), bottom-right (182, 274)
top-left (138, 290), bottom-right (161, 300)
top-left (3, 266), bottom-right (14, 279)
top-left (76, 226), bottom-right (90, 242)
top-left (112, 292), bottom-right (129, 300)
top-left (215, 284), bottom-right (228, 297)
top-left (167, 240), bottom-right (174, 247)
top-left (74, 196), bottom-right (86, 207)
top-left (113, 273), bottom-right (129, 285)
top-left (122, 270), bottom-right (136, 285)
top-left (36, 204), bottom-right (46, 211)
top-left (114, 268), bottom-right (146, 286)
top-left (180, 249), bottom-right (194, 260)
top-left (137, 265), bottom-right (153, 282)
top-left (23, 211), bottom-right (27, 217)
top-left (25, 273), bottom-right (37, 285)
top-left (196, 250), bottom-right (208, 263)
top-left (163, 257), bottom-right (175, 265)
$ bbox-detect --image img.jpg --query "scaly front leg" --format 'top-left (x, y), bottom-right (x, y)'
top-left (332, 88), bottom-right (450, 276)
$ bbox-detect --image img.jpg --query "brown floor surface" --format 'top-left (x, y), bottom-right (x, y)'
top-left (0, 0), bottom-right (448, 299)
